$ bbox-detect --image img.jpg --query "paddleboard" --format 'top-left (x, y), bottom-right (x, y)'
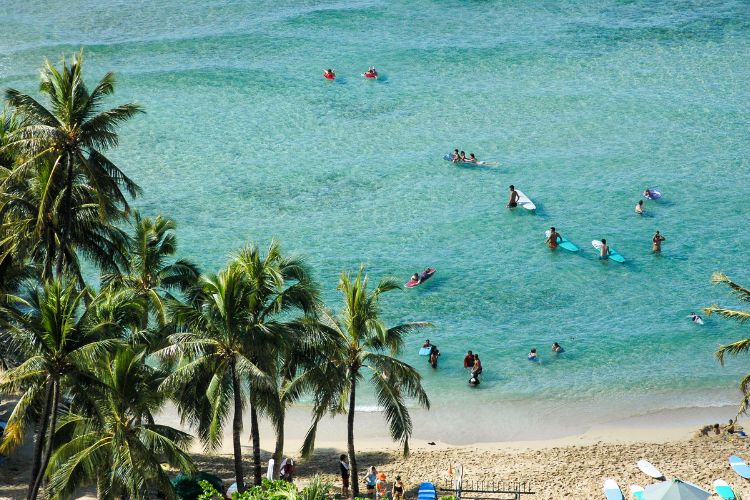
top-left (545, 230), bottom-right (579, 252)
top-left (592, 240), bottom-right (626, 263)
top-left (514, 189), bottom-right (536, 211)
top-left (406, 268), bottom-right (436, 288)
top-left (629, 485), bottom-right (644, 500)
top-left (636, 459), bottom-right (664, 479)
top-left (713, 479), bottom-right (735, 499)
top-left (604, 479), bottom-right (623, 500)
top-left (419, 347), bottom-right (432, 356)
top-left (729, 455), bottom-right (750, 479)
top-left (442, 154), bottom-right (499, 167)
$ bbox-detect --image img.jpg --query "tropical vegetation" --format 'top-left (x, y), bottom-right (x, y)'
top-left (706, 272), bottom-right (750, 414)
top-left (0, 52), bottom-right (430, 499)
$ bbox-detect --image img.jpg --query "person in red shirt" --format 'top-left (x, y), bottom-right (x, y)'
top-left (463, 350), bottom-right (474, 368)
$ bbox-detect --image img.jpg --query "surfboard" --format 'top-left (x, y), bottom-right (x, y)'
top-left (636, 459), bottom-right (664, 479)
top-left (514, 189), bottom-right (536, 211)
top-left (713, 479), bottom-right (735, 499)
top-left (592, 240), bottom-right (625, 263)
top-left (545, 230), bottom-right (579, 252)
top-left (629, 485), bottom-right (644, 500)
top-left (604, 479), bottom-right (623, 500)
top-left (419, 347), bottom-right (431, 356)
top-left (406, 268), bottom-right (436, 288)
top-left (729, 455), bottom-right (750, 479)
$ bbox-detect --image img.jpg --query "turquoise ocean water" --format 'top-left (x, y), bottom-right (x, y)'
top-left (3, 0), bottom-right (750, 435)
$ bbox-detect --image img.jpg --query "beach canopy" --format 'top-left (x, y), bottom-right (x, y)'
top-left (643, 479), bottom-right (710, 500)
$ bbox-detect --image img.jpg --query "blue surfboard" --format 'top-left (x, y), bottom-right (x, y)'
top-left (729, 455), bottom-right (750, 479)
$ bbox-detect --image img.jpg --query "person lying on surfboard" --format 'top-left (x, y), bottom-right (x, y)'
top-left (451, 149), bottom-right (460, 162)
top-left (546, 227), bottom-right (561, 249)
top-left (468, 153), bottom-right (478, 163)
top-left (643, 188), bottom-right (655, 198)
top-left (507, 185), bottom-right (519, 208)
top-left (411, 273), bottom-right (420, 284)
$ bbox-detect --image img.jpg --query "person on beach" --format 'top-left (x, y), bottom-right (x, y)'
top-left (599, 238), bottom-right (609, 259)
top-left (339, 454), bottom-right (350, 497)
top-left (452, 149), bottom-right (460, 162)
top-left (546, 227), bottom-right (561, 249)
top-left (375, 472), bottom-right (387, 499)
top-left (392, 475), bottom-right (405, 500)
top-left (463, 350), bottom-right (474, 368)
top-left (635, 200), bottom-right (644, 215)
top-left (280, 457), bottom-right (295, 481)
top-left (652, 230), bottom-right (666, 252)
top-left (714, 423), bottom-right (721, 435)
top-left (468, 153), bottom-right (478, 163)
top-left (364, 466), bottom-right (377, 498)
top-left (528, 348), bottom-right (538, 361)
top-left (552, 342), bottom-right (564, 353)
top-left (507, 185), bottom-right (519, 208)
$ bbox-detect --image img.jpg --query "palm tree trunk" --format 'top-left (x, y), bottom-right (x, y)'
top-left (231, 362), bottom-right (246, 492)
top-left (29, 379), bottom-right (59, 500)
top-left (249, 401), bottom-right (262, 485)
top-left (272, 407), bottom-right (285, 479)
top-left (347, 369), bottom-right (359, 498)
top-left (55, 154), bottom-right (73, 278)
top-left (26, 380), bottom-right (53, 500)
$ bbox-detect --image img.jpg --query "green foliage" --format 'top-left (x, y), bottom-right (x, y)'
top-left (442, 496), bottom-right (456, 500)
top-left (198, 477), bottom-right (331, 500)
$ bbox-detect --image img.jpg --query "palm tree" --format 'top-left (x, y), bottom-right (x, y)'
top-left (706, 272), bottom-right (750, 414)
top-left (158, 265), bottom-right (270, 493)
top-left (103, 210), bottom-right (199, 332)
top-left (232, 240), bottom-right (319, 484)
top-left (46, 346), bottom-right (194, 499)
top-left (302, 267), bottom-right (430, 497)
top-left (0, 276), bottom-right (119, 500)
top-left (2, 50), bottom-right (142, 277)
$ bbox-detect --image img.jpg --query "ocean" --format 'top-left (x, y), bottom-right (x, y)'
top-left (2, 0), bottom-right (750, 438)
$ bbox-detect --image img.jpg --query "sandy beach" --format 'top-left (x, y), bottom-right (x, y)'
top-left (3, 405), bottom-right (750, 499)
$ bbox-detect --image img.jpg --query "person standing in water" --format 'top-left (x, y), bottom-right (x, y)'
top-left (635, 199), bottom-right (644, 215)
top-left (652, 230), bottom-right (666, 252)
top-left (507, 185), bottom-right (520, 208)
top-left (546, 227), bottom-right (561, 249)
top-left (463, 350), bottom-right (474, 368)
top-left (599, 238), bottom-right (609, 259)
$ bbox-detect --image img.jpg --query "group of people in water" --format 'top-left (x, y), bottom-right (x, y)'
top-left (449, 149), bottom-right (480, 163)
top-left (322, 66), bottom-right (378, 80)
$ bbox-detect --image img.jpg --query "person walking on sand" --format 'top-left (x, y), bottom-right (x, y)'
top-left (375, 472), bottom-right (388, 500)
top-left (392, 476), bottom-right (405, 500)
top-left (339, 454), bottom-right (350, 497)
top-left (364, 466), bottom-right (378, 498)
top-left (635, 199), bottom-right (644, 215)
top-left (507, 185), bottom-right (520, 208)
top-left (652, 230), bottom-right (666, 252)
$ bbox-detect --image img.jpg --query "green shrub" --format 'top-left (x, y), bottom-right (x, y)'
top-left (198, 476), bottom-right (331, 500)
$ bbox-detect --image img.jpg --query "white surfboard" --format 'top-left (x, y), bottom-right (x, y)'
top-left (713, 479), bottom-right (735, 499)
top-left (637, 459), bottom-right (664, 479)
top-left (604, 479), bottom-right (623, 500)
top-left (514, 189), bottom-right (536, 211)
top-left (629, 485), bottom-right (644, 500)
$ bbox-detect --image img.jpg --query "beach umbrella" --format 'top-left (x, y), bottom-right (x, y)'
top-left (643, 479), bottom-right (710, 500)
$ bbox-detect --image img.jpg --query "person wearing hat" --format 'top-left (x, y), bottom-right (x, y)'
top-left (375, 471), bottom-right (387, 499)
top-left (392, 475), bottom-right (405, 500)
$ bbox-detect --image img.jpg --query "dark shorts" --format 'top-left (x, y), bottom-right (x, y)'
top-left (508, 202), bottom-right (517, 207)
top-left (367, 484), bottom-right (375, 491)
top-left (342, 474), bottom-right (349, 488)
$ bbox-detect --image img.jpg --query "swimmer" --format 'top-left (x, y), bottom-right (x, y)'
top-left (599, 238), bottom-right (609, 259)
top-left (643, 188), bottom-right (654, 198)
top-left (552, 342), bottom-right (564, 353)
top-left (689, 312), bottom-right (703, 324)
top-left (452, 148), bottom-right (460, 162)
top-left (652, 230), bottom-right (665, 252)
top-left (527, 348), bottom-right (538, 361)
top-left (323, 69), bottom-right (335, 79)
top-left (546, 226), bottom-right (561, 249)
top-left (422, 339), bottom-right (431, 348)
top-left (459, 151), bottom-right (467, 162)
top-left (507, 185), bottom-right (519, 208)
top-left (635, 200), bottom-right (644, 215)
top-left (468, 153), bottom-right (478, 163)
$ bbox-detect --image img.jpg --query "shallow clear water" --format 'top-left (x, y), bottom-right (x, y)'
top-left (3, 0), bottom-right (750, 423)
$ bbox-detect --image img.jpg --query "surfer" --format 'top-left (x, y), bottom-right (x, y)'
top-left (527, 348), bottom-right (538, 361)
top-left (411, 273), bottom-right (421, 284)
top-left (546, 227), bottom-right (561, 249)
top-left (599, 239), bottom-right (609, 259)
top-left (459, 151), bottom-right (468, 162)
top-left (463, 350), bottom-right (474, 368)
top-left (552, 342), bottom-right (564, 353)
top-left (652, 230), bottom-right (666, 252)
top-left (468, 153), bottom-right (478, 163)
top-left (635, 200), bottom-right (644, 215)
top-left (451, 149), bottom-right (460, 162)
top-left (507, 185), bottom-right (519, 208)
top-left (689, 312), bottom-right (703, 324)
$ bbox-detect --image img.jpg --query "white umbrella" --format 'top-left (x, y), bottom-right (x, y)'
top-left (643, 479), bottom-right (710, 500)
